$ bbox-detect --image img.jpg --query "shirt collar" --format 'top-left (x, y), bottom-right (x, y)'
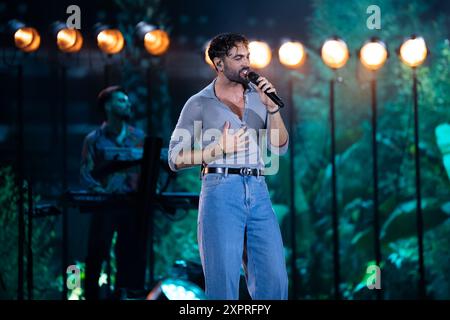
top-left (199, 78), bottom-right (257, 100)
top-left (100, 121), bottom-right (128, 138)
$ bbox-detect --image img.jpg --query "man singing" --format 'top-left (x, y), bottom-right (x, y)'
top-left (168, 33), bottom-right (289, 300)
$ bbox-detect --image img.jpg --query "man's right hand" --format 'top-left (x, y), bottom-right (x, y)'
top-left (173, 121), bottom-right (250, 170)
top-left (217, 121), bottom-right (249, 155)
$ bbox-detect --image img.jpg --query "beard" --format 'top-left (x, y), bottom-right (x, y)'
top-left (223, 65), bottom-right (250, 85)
top-left (112, 106), bottom-right (132, 121)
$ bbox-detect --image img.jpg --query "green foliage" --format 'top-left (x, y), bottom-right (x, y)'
top-left (154, 209), bottom-right (201, 280)
top-left (0, 166), bottom-right (59, 299)
top-left (154, 168), bottom-right (201, 280)
top-left (286, 0), bottom-right (450, 299)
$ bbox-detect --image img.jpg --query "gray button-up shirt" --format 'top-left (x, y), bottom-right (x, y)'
top-left (168, 79), bottom-right (289, 172)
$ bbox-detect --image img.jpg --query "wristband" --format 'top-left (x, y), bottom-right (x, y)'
top-left (268, 106), bottom-right (281, 114)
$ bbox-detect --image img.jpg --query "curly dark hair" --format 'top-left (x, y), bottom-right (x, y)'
top-left (208, 33), bottom-right (249, 71)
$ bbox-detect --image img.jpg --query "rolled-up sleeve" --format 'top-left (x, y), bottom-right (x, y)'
top-left (266, 112), bottom-right (289, 156)
top-left (168, 96), bottom-right (203, 172)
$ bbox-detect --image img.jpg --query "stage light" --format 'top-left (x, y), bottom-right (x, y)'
top-left (52, 22), bottom-right (83, 53)
top-left (320, 35), bottom-right (349, 299)
top-left (146, 279), bottom-right (206, 300)
top-left (8, 20), bottom-right (41, 53)
top-left (248, 40), bottom-right (272, 69)
top-left (203, 40), bottom-right (214, 68)
top-left (135, 22), bottom-right (170, 56)
top-left (144, 30), bottom-right (170, 55)
top-left (94, 24), bottom-right (124, 55)
top-left (358, 39), bottom-right (389, 300)
top-left (359, 38), bottom-right (388, 71)
top-left (399, 36), bottom-right (428, 68)
top-left (398, 34), bottom-right (428, 298)
top-left (278, 41), bottom-right (306, 69)
top-left (277, 40), bottom-right (306, 298)
top-left (321, 37), bottom-right (349, 69)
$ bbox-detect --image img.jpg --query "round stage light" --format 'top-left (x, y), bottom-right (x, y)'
top-left (279, 41), bottom-right (306, 68)
top-left (56, 28), bottom-right (83, 53)
top-left (96, 27), bottom-right (124, 54)
top-left (11, 20), bottom-right (41, 53)
top-left (144, 30), bottom-right (170, 56)
top-left (399, 36), bottom-right (428, 68)
top-left (249, 40), bottom-right (272, 69)
top-left (359, 39), bottom-right (388, 71)
top-left (204, 40), bottom-right (214, 68)
top-left (321, 37), bottom-right (349, 69)
top-left (136, 22), bottom-right (170, 56)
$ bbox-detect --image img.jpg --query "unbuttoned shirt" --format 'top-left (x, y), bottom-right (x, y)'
top-left (168, 79), bottom-right (289, 172)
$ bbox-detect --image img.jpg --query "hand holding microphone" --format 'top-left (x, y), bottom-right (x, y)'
top-left (247, 71), bottom-right (284, 111)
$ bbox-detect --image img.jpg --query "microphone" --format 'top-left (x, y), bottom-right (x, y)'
top-left (247, 71), bottom-right (285, 108)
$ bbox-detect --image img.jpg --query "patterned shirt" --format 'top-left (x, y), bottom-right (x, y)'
top-left (80, 122), bottom-right (146, 193)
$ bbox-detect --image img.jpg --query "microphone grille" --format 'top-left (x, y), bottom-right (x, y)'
top-left (247, 71), bottom-right (260, 83)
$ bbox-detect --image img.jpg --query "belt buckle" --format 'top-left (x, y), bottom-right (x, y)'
top-left (240, 167), bottom-right (252, 176)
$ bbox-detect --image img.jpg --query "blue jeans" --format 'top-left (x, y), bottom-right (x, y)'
top-left (198, 173), bottom-right (288, 300)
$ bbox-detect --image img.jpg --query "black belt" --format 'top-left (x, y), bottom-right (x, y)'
top-left (202, 167), bottom-right (264, 177)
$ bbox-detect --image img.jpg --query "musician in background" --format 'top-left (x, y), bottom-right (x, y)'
top-left (80, 85), bottom-right (146, 300)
